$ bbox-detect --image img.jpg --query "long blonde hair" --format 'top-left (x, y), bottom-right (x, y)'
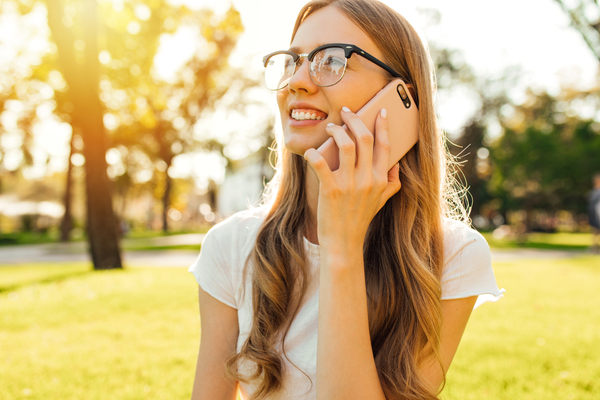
top-left (225, 1), bottom-right (467, 398)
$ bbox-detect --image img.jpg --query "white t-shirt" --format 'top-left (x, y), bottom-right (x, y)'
top-left (189, 205), bottom-right (504, 400)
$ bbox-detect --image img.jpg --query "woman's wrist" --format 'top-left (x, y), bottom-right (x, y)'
top-left (320, 245), bottom-right (364, 272)
top-left (317, 226), bottom-right (368, 248)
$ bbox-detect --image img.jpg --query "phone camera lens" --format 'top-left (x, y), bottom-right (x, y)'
top-left (397, 85), bottom-right (408, 100)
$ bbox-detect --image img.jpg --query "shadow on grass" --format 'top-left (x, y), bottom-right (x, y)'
top-left (0, 270), bottom-right (95, 293)
top-left (0, 263), bottom-right (116, 293)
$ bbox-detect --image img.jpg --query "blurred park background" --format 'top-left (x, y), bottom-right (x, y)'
top-left (1, 0), bottom-right (600, 399)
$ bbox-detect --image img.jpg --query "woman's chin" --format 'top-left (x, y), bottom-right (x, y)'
top-left (283, 134), bottom-right (328, 156)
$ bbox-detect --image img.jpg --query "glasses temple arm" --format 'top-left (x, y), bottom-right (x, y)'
top-left (353, 49), bottom-right (403, 79)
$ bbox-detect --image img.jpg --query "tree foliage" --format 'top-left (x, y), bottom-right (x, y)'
top-left (488, 88), bottom-right (600, 217)
top-left (98, 2), bottom-right (247, 231)
top-left (0, 0), bottom-right (253, 257)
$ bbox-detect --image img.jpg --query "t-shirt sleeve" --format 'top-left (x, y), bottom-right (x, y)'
top-left (441, 226), bottom-right (505, 309)
top-left (188, 226), bottom-right (238, 309)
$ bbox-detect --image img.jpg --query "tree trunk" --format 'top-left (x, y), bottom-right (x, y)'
top-left (47, 0), bottom-right (122, 269)
top-left (208, 180), bottom-right (217, 212)
top-left (162, 167), bottom-right (172, 232)
top-left (59, 132), bottom-right (74, 242)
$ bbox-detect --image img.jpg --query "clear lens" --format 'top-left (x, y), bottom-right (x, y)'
top-left (265, 53), bottom-right (296, 90)
top-left (264, 47), bottom-right (348, 90)
top-left (310, 47), bottom-right (347, 86)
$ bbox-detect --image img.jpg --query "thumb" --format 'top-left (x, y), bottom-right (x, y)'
top-left (378, 163), bottom-right (401, 212)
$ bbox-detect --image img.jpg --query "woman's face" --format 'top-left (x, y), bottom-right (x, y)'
top-left (277, 6), bottom-right (389, 156)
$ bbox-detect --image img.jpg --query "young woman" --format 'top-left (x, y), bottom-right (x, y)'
top-left (189, 1), bottom-right (504, 399)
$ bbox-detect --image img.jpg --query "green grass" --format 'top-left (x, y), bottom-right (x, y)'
top-left (121, 244), bottom-right (202, 251)
top-left (1, 256), bottom-right (599, 399)
top-left (0, 228), bottom-right (208, 248)
top-left (443, 256), bottom-right (600, 399)
top-left (0, 263), bottom-right (200, 400)
top-left (482, 231), bottom-right (594, 251)
top-left (0, 263), bottom-right (90, 293)
top-left (0, 231), bottom-right (64, 246)
top-left (124, 228), bottom-right (209, 239)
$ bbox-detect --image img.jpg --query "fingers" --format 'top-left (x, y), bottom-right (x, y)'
top-left (373, 108), bottom-right (392, 175)
top-left (304, 148), bottom-right (332, 183)
top-left (325, 122), bottom-right (355, 176)
top-left (340, 107), bottom-right (373, 171)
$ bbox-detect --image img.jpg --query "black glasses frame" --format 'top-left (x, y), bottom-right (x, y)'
top-left (262, 43), bottom-right (404, 90)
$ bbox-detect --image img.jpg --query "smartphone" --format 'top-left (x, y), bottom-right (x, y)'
top-left (316, 79), bottom-right (419, 171)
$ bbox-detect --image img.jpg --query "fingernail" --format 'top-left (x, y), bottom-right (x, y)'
top-left (342, 106), bottom-right (351, 113)
top-left (327, 122), bottom-right (335, 127)
top-left (381, 108), bottom-right (387, 118)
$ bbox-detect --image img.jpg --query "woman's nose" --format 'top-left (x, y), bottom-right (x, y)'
top-left (287, 58), bottom-right (318, 94)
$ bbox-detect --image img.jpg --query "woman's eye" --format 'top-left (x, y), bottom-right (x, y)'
top-left (284, 58), bottom-right (298, 70)
top-left (325, 56), bottom-right (344, 67)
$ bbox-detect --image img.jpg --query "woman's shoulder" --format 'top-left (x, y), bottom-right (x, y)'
top-left (441, 217), bottom-right (491, 266)
top-left (203, 205), bottom-right (270, 249)
top-left (440, 217), bottom-right (504, 306)
top-left (190, 206), bottom-right (270, 309)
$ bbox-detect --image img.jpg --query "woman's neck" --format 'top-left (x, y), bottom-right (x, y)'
top-left (304, 162), bottom-right (320, 245)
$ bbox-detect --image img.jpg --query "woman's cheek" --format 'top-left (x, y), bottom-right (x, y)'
top-left (276, 90), bottom-right (287, 113)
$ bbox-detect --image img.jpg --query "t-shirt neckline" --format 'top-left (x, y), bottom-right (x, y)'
top-left (302, 236), bottom-right (320, 256)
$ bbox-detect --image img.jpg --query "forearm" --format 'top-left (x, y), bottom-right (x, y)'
top-left (316, 248), bottom-right (386, 400)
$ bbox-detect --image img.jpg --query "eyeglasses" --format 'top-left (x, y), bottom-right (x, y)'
top-left (262, 43), bottom-right (403, 91)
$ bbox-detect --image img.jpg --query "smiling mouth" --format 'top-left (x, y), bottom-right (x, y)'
top-left (290, 109), bottom-right (328, 121)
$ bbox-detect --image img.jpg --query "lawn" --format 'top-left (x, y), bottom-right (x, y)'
top-left (1, 230), bottom-right (594, 253)
top-left (0, 228), bottom-right (209, 248)
top-left (481, 231), bottom-right (594, 251)
top-left (0, 264), bottom-right (200, 400)
top-left (1, 256), bottom-right (599, 399)
top-left (444, 255), bottom-right (600, 399)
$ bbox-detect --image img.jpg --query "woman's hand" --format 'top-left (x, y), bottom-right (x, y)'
top-left (303, 106), bottom-right (402, 255)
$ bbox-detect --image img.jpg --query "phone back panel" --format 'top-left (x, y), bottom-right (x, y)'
top-left (317, 79), bottom-right (419, 171)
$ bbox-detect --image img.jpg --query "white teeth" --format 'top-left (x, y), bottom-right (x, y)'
top-left (291, 110), bottom-right (325, 121)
